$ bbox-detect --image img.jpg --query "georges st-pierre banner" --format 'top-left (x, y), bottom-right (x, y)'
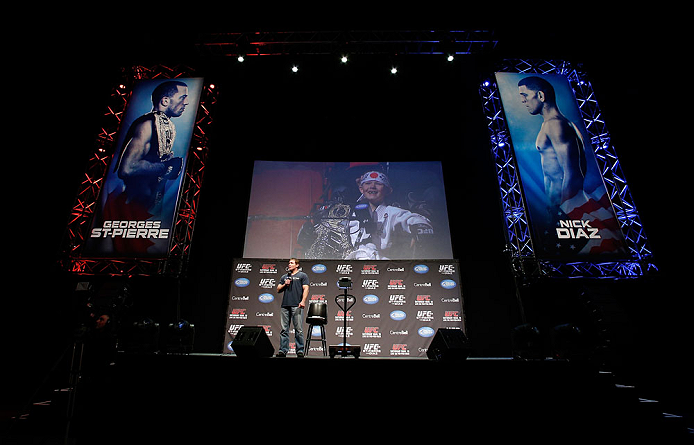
top-left (224, 259), bottom-right (465, 358)
top-left (84, 78), bottom-right (204, 258)
top-left (496, 72), bottom-right (627, 260)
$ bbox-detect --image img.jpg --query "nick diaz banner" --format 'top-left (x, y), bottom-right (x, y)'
top-left (495, 72), bottom-right (627, 260)
top-left (224, 259), bottom-right (465, 358)
top-left (84, 78), bottom-right (204, 258)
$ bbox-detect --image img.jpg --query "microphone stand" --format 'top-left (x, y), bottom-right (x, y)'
top-left (334, 279), bottom-right (358, 358)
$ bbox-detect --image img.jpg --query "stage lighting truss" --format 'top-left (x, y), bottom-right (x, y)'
top-left (195, 29), bottom-right (498, 57)
top-left (479, 59), bottom-right (654, 279)
top-left (60, 64), bottom-right (218, 277)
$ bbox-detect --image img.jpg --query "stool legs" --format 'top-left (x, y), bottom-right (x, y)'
top-left (306, 324), bottom-right (327, 356)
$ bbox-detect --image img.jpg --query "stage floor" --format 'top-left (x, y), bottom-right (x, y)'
top-left (3, 352), bottom-right (691, 443)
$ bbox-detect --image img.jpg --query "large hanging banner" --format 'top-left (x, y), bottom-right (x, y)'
top-left (84, 78), bottom-right (204, 258)
top-left (223, 258), bottom-right (464, 357)
top-left (495, 72), bottom-right (627, 260)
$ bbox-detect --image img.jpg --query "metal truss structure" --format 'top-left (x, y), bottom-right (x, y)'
top-left (479, 59), bottom-right (654, 279)
top-left (195, 29), bottom-right (498, 57)
top-left (59, 64), bottom-right (218, 277)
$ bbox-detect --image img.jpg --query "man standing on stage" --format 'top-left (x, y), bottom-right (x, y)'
top-left (276, 258), bottom-right (309, 357)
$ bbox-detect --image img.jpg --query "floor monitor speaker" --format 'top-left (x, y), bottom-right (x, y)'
top-left (231, 326), bottom-right (275, 358)
top-left (426, 328), bottom-right (471, 361)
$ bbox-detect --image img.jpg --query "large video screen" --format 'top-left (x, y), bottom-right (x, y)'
top-left (84, 78), bottom-right (204, 258)
top-left (495, 72), bottom-right (627, 259)
top-left (243, 161), bottom-right (453, 260)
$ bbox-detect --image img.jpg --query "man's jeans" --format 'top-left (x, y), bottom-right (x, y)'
top-left (279, 306), bottom-right (304, 354)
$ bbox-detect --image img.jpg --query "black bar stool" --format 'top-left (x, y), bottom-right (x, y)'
top-left (305, 302), bottom-right (328, 356)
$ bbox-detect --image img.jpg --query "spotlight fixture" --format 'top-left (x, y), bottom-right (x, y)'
top-left (119, 317), bottom-right (160, 354)
top-left (340, 55), bottom-right (348, 63)
top-left (551, 323), bottom-right (588, 361)
top-left (173, 319), bottom-right (192, 331)
top-left (165, 319), bottom-right (195, 354)
top-left (237, 55), bottom-right (245, 63)
top-left (136, 317), bottom-right (158, 331)
top-left (447, 54), bottom-right (455, 62)
top-left (390, 67), bottom-right (398, 75)
top-left (511, 323), bottom-right (544, 361)
top-left (292, 65), bottom-right (299, 73)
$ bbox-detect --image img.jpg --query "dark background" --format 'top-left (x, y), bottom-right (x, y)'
top-left (6, 11), bottom-right (690, 416)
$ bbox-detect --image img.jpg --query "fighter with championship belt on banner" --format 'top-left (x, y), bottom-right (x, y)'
top-left (112, 81), bottom-right (187, 215)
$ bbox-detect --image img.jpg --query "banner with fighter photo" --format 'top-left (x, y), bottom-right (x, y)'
top-left (223, 258), bottom-right (465, 358)
top-left (84, 78), bottom-right (204, 258)
top-left (495, 72), bottom-right (628, 260)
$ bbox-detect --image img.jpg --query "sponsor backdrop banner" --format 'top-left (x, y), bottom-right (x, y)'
top-left (224, 258), bottom-right (464, 358)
